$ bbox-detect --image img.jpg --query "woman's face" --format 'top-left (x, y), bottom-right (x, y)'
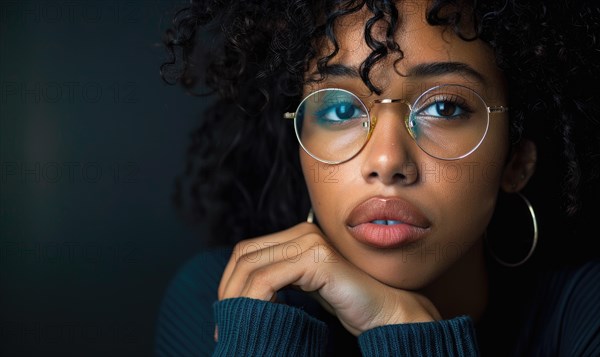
top-left (300, 2), bottom-right (510, 290)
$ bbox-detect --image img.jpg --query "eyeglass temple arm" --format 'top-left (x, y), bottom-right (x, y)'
top-left (488, 106), bottom-right (509, 114)
top-left (285, 106), bottom-right (507, 118)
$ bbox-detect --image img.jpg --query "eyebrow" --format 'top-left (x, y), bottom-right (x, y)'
top-left (317, 64), bottom-right (360, 78)
top-left (408, 62), bottom-right (487, 84)
top-left (316, 61), bottom-right (487, 84)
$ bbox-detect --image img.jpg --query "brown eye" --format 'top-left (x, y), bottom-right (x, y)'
top-left (418, 100), bottom-right (465, 119)
top-left (436, 102), bottom-right (457, 117)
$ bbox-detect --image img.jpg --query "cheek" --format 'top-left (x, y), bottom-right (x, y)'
top-left (300, 150), bottom-right (359, 241)
top-left (300, 151), bottom-right (324, 211)
top-left (300, 151), bottom-right (343, 210)
top-left (452, 114), bottom-right (510, 223)
top-left (451, 162), bottom-right (502, 222)
top-left (432, 142), bottom-right (508, 243)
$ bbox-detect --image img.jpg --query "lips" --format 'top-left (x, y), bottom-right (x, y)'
top-left (346, 197), bottom-right (430, 248)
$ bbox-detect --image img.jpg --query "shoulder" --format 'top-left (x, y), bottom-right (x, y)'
top-left (154, 246), bottom-right (233, 357)
top-left (540, 259), bottom-right (600, 307)
top-left (518, 259), bottom-right (600, 355)
top-left (546, 260), bottom-right (600, 331)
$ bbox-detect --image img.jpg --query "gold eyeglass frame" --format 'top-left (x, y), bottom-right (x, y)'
top-left (284, 84), bottom-right (509, 164)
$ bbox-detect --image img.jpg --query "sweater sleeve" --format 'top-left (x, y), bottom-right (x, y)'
top-left (556, 261), bottom-right (600, 356)
top-left (213, 297), bottom-right (328, 356)
top-left (155, 247), bottom-right (329, 357)
top-left (357, 316), bottom-right (479, 356)
top-left (532, 260), bottom-right (600, 356)
top-left (154, 248), bottom-right (231, 357)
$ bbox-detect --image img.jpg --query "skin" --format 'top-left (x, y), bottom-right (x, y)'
top-left (218, 1), bottom-right (537, 339)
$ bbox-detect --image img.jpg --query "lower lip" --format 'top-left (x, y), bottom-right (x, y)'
top-left (347, 223), bottom-right (427, 249)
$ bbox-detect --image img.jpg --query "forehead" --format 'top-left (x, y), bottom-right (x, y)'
top-left (314, 1), bottom-right (505, 93)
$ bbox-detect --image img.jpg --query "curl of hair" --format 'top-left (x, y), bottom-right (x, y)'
top-left (160, 0), bottom-right (600, 249)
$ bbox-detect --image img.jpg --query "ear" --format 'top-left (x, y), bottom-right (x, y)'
top-left (500, 139), bottom-right (537, 193)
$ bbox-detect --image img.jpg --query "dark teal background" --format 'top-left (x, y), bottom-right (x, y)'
top-left (0, 1), bottom-right (207, 355)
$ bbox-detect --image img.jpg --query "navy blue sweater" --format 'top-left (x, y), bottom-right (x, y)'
top-left (155, 247), bottom-right (600, 356)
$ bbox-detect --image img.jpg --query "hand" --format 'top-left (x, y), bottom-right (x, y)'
top-left (217, 222), bottom-right (441, 337)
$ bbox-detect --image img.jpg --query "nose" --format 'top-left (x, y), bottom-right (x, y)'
top-left (359, 103), bottom-right (419, 186)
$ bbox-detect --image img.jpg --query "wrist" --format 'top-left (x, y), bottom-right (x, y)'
top-left (367, 292), bottom-right (439, 331)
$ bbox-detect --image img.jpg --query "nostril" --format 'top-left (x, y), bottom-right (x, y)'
top-left (391, 172), bottom-right (408, 183)
top-left (368, 171), bottom-right (408, 182)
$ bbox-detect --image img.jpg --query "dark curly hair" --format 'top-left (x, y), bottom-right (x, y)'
top-left (160, 0), bottom-right (600, 263)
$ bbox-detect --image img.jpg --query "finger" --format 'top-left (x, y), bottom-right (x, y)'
top-left (218, 222), bottom-right (320, 299)
top-left (219, 223), bottom-right (314, 299)
top-left (221, 231), bottom-right (318, 299)
top-left (221, 234), bottom-right (323, 299)
top-left (236, 251), bottom-right (326, 301)
top-left (223, 234), bottom-right (332, 301)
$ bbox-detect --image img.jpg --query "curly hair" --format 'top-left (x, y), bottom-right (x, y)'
top-left (160, 0), bottom-right (600, 259)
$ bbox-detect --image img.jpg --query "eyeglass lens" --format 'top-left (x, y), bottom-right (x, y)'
top-left (294, 85), bottom-right (490, 163)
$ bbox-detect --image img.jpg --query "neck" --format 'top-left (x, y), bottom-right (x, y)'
top-left (421, 239), bottom-right (489, 322)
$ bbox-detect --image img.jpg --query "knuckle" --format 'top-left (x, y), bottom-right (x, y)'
top-left (236, 253), bottom-right (258, 269)
top-left (248, 267), bottom-right (272, 287)
top-left (233, 241), bottom-right (261, 263)
top-left (233, 239), bottom-right (252, 254)
top-left (232, 241), bottom-right (246, 260)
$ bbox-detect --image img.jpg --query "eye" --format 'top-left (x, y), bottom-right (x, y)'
top-left (317, 102), bottom-right (364, 123)
top-left (419, 100), bottom-right (466, 119)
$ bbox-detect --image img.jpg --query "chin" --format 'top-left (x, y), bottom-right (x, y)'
top-left (351, 252), bottom-right (445, 291)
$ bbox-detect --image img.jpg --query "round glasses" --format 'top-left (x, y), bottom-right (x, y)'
top-left (284, 84), bottom-right (508, 164)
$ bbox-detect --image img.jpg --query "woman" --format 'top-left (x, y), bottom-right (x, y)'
top-left (156, 1), bottom-right (600, 355)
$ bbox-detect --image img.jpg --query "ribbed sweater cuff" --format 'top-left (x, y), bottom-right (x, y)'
top-left (213, 297), bottom-right (327, 356)
top-left (358, 315), bottom-right (478, 356)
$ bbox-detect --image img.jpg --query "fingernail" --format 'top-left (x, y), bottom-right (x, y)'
top-left (214, 325), bottom-right (219, 342)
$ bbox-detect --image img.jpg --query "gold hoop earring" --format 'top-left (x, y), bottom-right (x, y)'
top-left (486, 192), bottom-right (539, 267)
top-left (306, 208), bottom-right (314, 223)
